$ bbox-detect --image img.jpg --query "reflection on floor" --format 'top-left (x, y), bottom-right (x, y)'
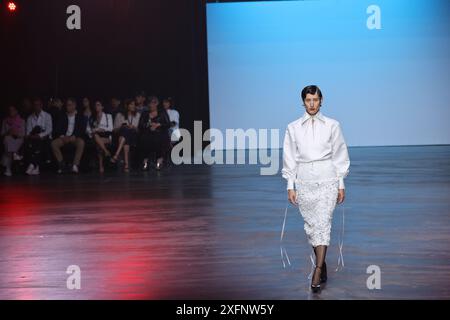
top-left (0, 145), bottom-right (449, 299)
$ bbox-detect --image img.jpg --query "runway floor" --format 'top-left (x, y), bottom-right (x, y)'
top-left (0, 145), bottom-right (449, 299)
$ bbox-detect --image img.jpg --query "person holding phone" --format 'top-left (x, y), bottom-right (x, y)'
top-left (111, 99), bottom-right (140, 172)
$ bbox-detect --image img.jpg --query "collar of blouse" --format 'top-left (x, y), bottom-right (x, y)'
top-left (300, 110), bottom-right (325, 125)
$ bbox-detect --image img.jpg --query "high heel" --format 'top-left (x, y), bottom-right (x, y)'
top-left (311, 266), bottom-right (322, 293)
top-left (321, 262), bottom-right (327, 283)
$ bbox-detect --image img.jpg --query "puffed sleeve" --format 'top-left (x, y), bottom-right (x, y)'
top-left (282, 125), bottom-right (300, 190)
top-left (331, 122), bottom-right (350, 189)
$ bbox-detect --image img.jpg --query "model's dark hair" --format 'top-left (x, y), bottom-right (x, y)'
top-left (301, 85), bottom-right (323, 102)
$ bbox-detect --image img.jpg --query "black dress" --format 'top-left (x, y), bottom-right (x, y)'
top-left (118, 114), bottom-right (139, 146)
top-left (138, 109), bottom-right (171, 160)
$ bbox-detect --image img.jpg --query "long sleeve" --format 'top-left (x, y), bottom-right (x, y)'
top-left (26, 116), bottom-right (33, 136)
top-left (331, 122), bottom-right (350, 189)
top-left (133, 113), bottom-right (141, 129)
top-left (105, 114), bottom-right (113, 133)
top-left (158, 109), bottom-right (171, 130)
top-left (282, 126), bottom-right (300, 190)
top-left (171, 110), bottom-right (180, 126)
top-left (39, 113), bottom-right (52, 138)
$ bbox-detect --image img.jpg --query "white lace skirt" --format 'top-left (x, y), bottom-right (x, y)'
top-left (295, 159), bottom-right (339, 247)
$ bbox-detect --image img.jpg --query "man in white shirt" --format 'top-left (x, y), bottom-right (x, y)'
top-left (24, 97), bottom-right (53, 175)
top-left (162, 97), bottom-right (181, 143)
top-left (51, 98), bottom-right (87, 174)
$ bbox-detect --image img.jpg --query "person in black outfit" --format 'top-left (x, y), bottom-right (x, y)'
top-left (47, 98), bottom-right (64, 131)
top-left (138, 96), bottom-right (171, 170)
top-left (51, 98), bottom-right (87, 174)
top-left (111, 99), bottom-right (140, 172)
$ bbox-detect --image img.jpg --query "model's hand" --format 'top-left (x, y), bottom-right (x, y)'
top-left (288, 189), bottom-right (297, 206)
top-left (337, 189), bottom-right (345, 204)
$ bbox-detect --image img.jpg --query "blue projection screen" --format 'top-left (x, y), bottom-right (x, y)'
top-left (206, 0), bottom-right (450, 148)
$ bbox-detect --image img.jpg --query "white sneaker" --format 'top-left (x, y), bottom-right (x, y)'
top-left (29, 165), bottom-right (40, 175)
top-left (72, 164), bottom-right (79, 174)
top-left (26, 164), bottom-right (35, 175)
top-left (13, 153), bottom-right (23, 161)
top-left (4, 168), bottom-right (12, 177)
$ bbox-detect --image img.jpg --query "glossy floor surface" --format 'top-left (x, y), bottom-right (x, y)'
top-left (0, 145), bottom-right (449, 299)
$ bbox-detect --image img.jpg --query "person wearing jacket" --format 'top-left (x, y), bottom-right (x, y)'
top-left (51, 98), bottom-right (87, 174)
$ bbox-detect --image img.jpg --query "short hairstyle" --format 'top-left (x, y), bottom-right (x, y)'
top-left (32, 97), bottom-right (43, 104)
top-left (163, 96), bottom-right (174, 104)
top-left (135, 90), bottom-right (146, 98)
top-left (301, 85), bottom-right (323, 102)
top-left (66, 97), bottom-right (77, 105)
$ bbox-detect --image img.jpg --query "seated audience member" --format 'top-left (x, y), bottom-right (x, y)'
top-left (108, 97), bottom-right (123, 120)
top-left (51, 98), bottom-right (87, 174)
top-left (20, 98), bottom-right (33, 119)
top-left (48, 98), bottom-right (64, 130)
top-left (82, 97), bottom-right (92, 120)
top-left (87, 100), bottom-right (113, 173)
top-left (1, 105), bottom-right (25, 176)
top-left (24, 97), bottom-right (53, 175)
top-left (135, 91), bottom-right (148, 114)
top-left (138, 96), bottom-right (171, 170)
top-left (162, 97), bottom-right (181, 143)
top-left (111, 99), bottom-right (140, 172)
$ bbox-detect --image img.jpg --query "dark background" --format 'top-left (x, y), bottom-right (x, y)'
top-left (0, 0), bottom-right (211, 134)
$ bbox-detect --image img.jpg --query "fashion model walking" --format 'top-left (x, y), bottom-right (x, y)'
top-left (282, 85), bottom-right (350, 293)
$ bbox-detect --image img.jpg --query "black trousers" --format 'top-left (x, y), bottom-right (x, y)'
top-left (138, 131), bottom-right (170, 160)
top-left (24, 137), bottom-right (50, 167)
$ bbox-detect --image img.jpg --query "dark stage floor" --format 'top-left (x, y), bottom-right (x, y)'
top-left (0, 145), bottom-right (449, 299)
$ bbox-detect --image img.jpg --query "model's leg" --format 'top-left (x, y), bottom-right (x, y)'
top-left (123, 145), bottom-right (130, 172)
top-left (94, 134), bottom-right (110, 156)
top-left (112, 136), bottom-right (126, 162)
top-left (313, 246), bottom-right (327, 282)
top-left (98, 153), bottom-right (104, 173)
top-left (312, 245), bottom-right (327, 288)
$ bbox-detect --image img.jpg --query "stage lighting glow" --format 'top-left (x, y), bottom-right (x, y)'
top-left (7, 2), bottom-right (17, 12)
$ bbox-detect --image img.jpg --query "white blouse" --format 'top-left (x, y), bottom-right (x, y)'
top-left (86, 112), bottom-right (113, 137)
top-left (282, 110), bottom-right (350, 190)
top-left (113, 112), bottom-right (141, 130)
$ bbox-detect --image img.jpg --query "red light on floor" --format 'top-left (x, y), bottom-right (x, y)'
top-left (8, 2), bottom-right (17, 12)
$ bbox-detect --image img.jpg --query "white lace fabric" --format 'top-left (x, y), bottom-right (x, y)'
top-left (296, 178), bottom-right (339, 247)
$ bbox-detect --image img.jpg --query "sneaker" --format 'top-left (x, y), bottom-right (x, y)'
top-left (26, 164), bottom-right (35, 175)
top-left (4, 168), bottom-right (12, 177)
top-left (13, 153), bottom-right (23, 161)
top-left (29, 165), bottom-right (40, 175)
top-left (57, 162), bottom-right (64, 174)
top-left (72, 164), bottom-right (79, 174)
